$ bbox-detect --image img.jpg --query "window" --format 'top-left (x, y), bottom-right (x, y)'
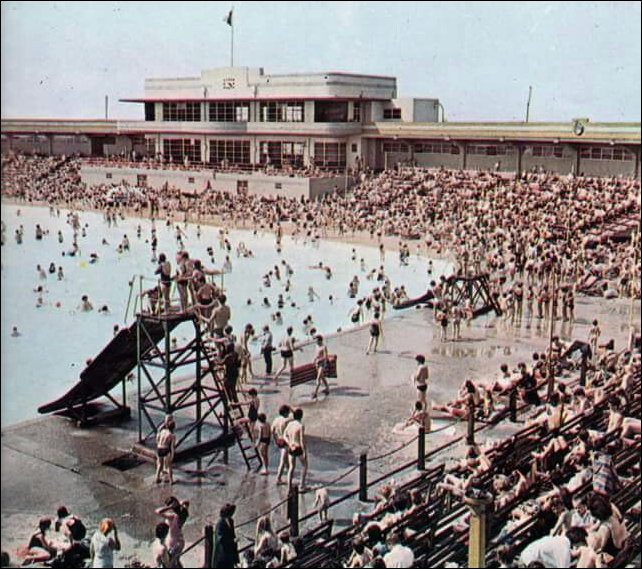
top-left (383, 108), bottom-right (402, 120)
top-left (275, 183), bottom-right (282, 190)
top-left (259, 101), bottom-right (304, 122)
top-left (137, 174), bottom-right (147, 187)
top-left (580, 146), bottom-right (633, 161)
top-left (351, 143), bottom-right (358, 153)
top-left (237, 180), bottom-right (248, 196)
top-left (314, 101), bottom-right (348, 122)
top-left (163, 139), bottom-right (202, 164)
top-left (209, 102), bottom-right (249, 122)
top-left (106, 173), bottom-right (113, 179)
top-left (413, 142), bottom-right (460, 155)
top-left (467, 144), bottom-right (515, 156)
top-left (145, 138), bottom-right (156, 156)
top-left (314, 142), bottom-right (346, 169)
top-left (382, 141), bottom-right (410, 153)
top-left (188, 177), bottom-right (195, 184)
top-left (258, 141), bottom-right (305, 168)
top-left (145, 103), bottom-right (156, 121)
top-left (209, 139), bottom-right (251, 166)
top-left (353, 102), bottom-right (361, 123)
top-left (531, 145), bottom-right (564, 158)
top-left (162, 102), bottom-right (201, 122)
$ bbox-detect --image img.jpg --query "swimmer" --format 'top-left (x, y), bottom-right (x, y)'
top-left (307, 287), bottom-right (319, 302)
top-left (11, 326), bottom-right (21, 337)
top-left (80, 295), bottom-right (94, 312)
top-left (98, 305), bottom-right (110, 314)
top-left (37, 265), bottom-right (47, 280)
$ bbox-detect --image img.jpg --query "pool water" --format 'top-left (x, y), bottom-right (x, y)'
top-left (1, 204), bottom-right (449, 426)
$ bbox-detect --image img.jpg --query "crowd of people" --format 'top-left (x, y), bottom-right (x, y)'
top-left (3, 154), bottom-right (640, 303)
top-left (2, 153), bottom-right (640, 568)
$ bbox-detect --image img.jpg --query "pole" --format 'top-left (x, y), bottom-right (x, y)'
top-left (105, 95), bottom-right (109, 120)
top-left (203, 524), bottom-right (214, 568)
top-left (465, 495), bottom-right (493, 569)
top-left (417, 426), bottom-right (426, 471)
top-left (509, 388), bottom-right (518, 423)
top-left (547, 267), bottom-right (557, 401)
top-left (165, 318), bottom-right (172, 414)
top-left (525, 86), bottom-right (533, 123)
top-left (466, 397), bottom-right (475, 446)
top-left (288, 484), bottom-right (300, 537)
top-left (230, 18), bottom-right (234, 67)
top-left (359, 453), bottom-right (368, 502)
top-left (195, 321), bottom-right (202, 445)
top-left (137, 277), bottom-right (143, 442)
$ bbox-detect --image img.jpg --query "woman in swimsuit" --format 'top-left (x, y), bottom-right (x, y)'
top-left (239, 323), bottom-right (256, 383)
top-left (366, 312), bottom-right (382, 355)
top-left (155, 497), bottom-right (189, 568)
top-left (255, 413), bottom-right (271, 475)
top-left (20, 518), bottom-right (56, 565)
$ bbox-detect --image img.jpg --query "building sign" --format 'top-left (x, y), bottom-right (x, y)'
top-left (222, 78), bottom-right (236, 90)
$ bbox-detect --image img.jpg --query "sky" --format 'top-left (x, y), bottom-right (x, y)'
top-left (1, 1), bottom-right (641, 122)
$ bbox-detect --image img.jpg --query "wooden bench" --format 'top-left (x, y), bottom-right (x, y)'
top-left (289, 355), bottom-right (337, 388)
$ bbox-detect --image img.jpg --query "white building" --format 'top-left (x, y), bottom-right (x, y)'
top-left (119, 66), bottom-right (439, 170)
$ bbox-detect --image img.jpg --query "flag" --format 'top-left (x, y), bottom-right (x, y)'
top-left (223, 8), bottom-right (233, 26)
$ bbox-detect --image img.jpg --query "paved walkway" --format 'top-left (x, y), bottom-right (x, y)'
top-left (1, 294), bottom-right (639, 566)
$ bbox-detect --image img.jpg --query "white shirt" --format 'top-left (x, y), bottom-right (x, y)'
top-left (518, 535), bottom-right (571, 568)
top-left (383, 544), bottom-right (415, 568)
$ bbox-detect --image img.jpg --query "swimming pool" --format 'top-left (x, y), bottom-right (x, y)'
top-left (0, 203), bottom-right (449, 426)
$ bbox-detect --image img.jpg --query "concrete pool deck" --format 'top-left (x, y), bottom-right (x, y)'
top-left (1, 294), bottom-right (639, 567)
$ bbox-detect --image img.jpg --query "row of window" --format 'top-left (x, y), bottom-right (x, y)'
top-left (162, 102), bottom-right (201, 122)
top-left (580, 147), bottom-right (633, 161)
top-left (383, 108), bottom-right (402, 120)
top-left (530, 145), bottom-right (564, 158)
top-left (156, 101), bottom-right (365, 123)
top-left (210, 140), bottom-right (251, 165)
top-left (413, 142), bottom-right (460, 155)
top-left (209, 102), bottom-right (250, 122)
top-left (314, 142), bottom-right (347, 169)
top-left (467, 144), bottom-right (516, 156)
top-left (157, 138), bottom-right (636, 167)
top-left (157, 138), bottom-right (346, 169)
top-left (162, 139), bottom-right (202, 164)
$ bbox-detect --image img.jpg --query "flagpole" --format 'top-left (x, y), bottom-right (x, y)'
top-left (230, 18), bottom-right (234, 67)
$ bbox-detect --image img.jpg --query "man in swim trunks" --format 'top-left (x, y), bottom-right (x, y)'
top-left (413, 355), bottom-right (429, 410)
top-left (312, 335), bottom-right (330, 400)
top-left (155, 415), bottom-right (176, 484)
top-left (271, 405), bottom-right (292, 485)
top-left (284, 408), bottom-right (308, 491)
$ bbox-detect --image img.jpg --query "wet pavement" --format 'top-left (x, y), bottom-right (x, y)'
top-left (1, 294), bottom-right (639, 567)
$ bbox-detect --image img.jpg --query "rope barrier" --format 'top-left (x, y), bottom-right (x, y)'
top-left (179, 534), bottom-right (205, 557)
top-left (367, 434), bottom-right (419, 462)
top-left (235, 496), bottom-right (289, 529)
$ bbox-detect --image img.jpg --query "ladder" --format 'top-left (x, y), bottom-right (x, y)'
top-left (201, 344), bottom-right (262, 471)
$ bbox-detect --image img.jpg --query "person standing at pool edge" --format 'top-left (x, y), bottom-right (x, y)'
top-left (312, 334), bottom-right (330, 400)
top-left (273, 326), bottom-right (296, 385)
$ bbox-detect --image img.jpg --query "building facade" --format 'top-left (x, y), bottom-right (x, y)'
top-left (2, 66), bottom-right (640, 179)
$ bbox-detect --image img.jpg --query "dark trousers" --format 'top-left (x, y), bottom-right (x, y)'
top-left (262, 348), bottom-right (273, 375)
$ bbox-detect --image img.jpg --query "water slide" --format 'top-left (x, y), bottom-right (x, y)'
top-left (392, 288), bottom-right (435, 310)
top-left (38, 316), bottom-right (183, 415)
